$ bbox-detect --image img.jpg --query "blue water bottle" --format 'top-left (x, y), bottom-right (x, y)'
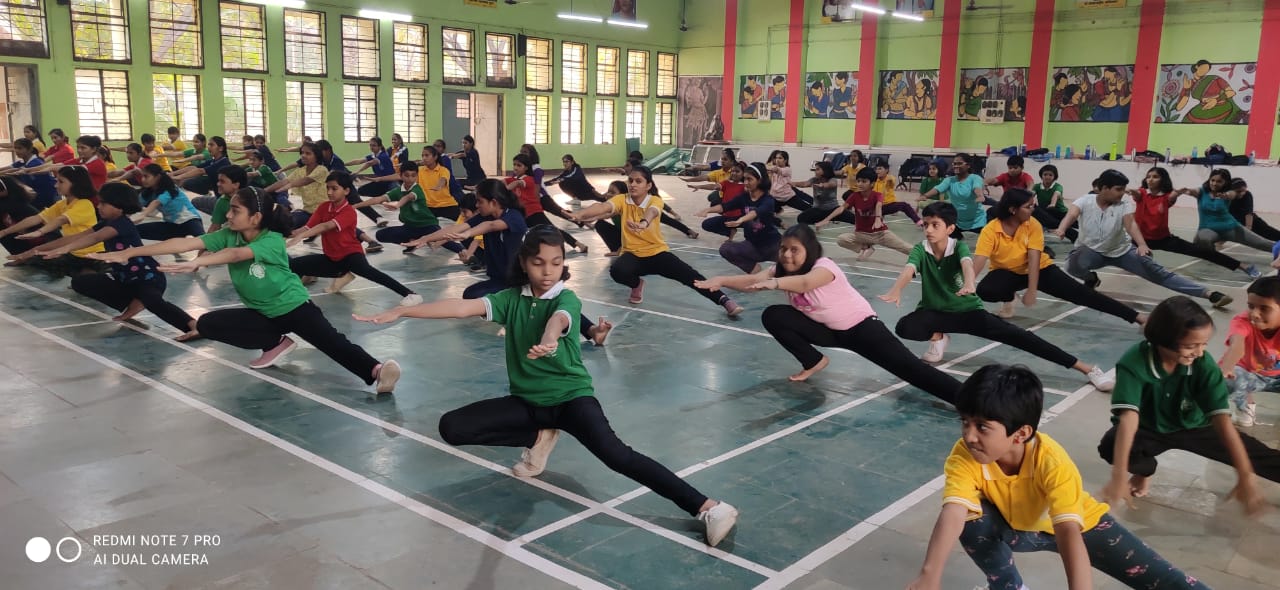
top-left (1066, 145), bottom-right (1073, 159)
top-left (1191, 146), bottom-right (1198, 159)
top-left (1019, 143), bottom-right (1027, 156)
top-left (1055, 144), bottom-right (1062, 159)
top-left (1250, 151), bottom-right (1256, 165)
top-left (1085, 144), bottom-right (1092, 160)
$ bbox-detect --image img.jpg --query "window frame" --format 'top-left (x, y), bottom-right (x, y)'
top-left (393, 21), bottom-right (428, 83)
top-left (656, 52), bottom-right (677, 98)
top-left (524, 36), bottom-right (552, 92)
top-left (593, 99), bottom-right (615, 145)
top-left (392, 86), bottom-right (427, 144)
top-left (341, 15), bottom-right (380, 81)
top-left (560, 96), bottom-right (583, 145)
top-left (484, 32), bottom-right (515, 89)
top-left (218, 1), bottom-right (266, 73)
top-left (149, 0), bottom-right (204, 69)
top-left (561, 41), bottom-right (587, 95)
top-left (152, 72), bottom-right (202, 140)
top-left (343, 84), bottom-right (378, 142)
top-left (626, 49), bottom-right (649, 97)
top-left (74, 68), bottom-right (132, 141)
top-left (285, 80), bottom-right (324, 143)
top-left (441, 26), bottom-right (475, 86)
top-left (69, 0), bottom-right (130, 64)
top-left (283, 8), bottom-right (326, 77)
top-left (223, 77), bottom-right (268, 140)
top-left (654, 102), bottom-right (674, 145)
top-left (624, 100), bottom-right (645, 140)
top-left (524, 94), bottom-right (550, 145)
top-left (596, 46), bottom-right (620, 97)
top-left (0, 0), bottom-right (49, 59)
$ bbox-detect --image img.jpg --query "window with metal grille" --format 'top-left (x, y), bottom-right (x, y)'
top-left (393, 87), bottom-right (427, 144)
top-left (0, 0), bottom-right (47, 58)
top-left (75, 69), bottom-right (131, 140)
top-left (594, 99), bottom-right (614, 145)
top-left (343, 84), bottom-right (377, 142)
top-left (223, 78), bottom-right (267, 139)
top-left (654, 102), bottom-right (673, 145)
top-left (524, 37), bottom-right (551, 91)
top-left (485, 32), bottom-right (514, 88)
top-left (150, 0), bottom-right (202, 67)
top-left (596, 46), bottom-right (619, 96)
top-left (284, 9), bottom-right (325, 76)
top-left (393, 22), bottom-right (427, 82)
top-left (441, 27), bottom-right (474, 85)
top-left (341, 16), bottom-right (378, 80)
top-left (219, 1), bottom-right (265, 72)
top-left (624, 100), bottom-right (644, 139)
top-left (560, 97), bottom-right (582, 145)
top-left (153, 73), bottom-right (201, 139)
top-left (657, 52), bottom-right (677, 98)
top-left (562, 41), bottom-right (586, 94)
top-left (626, 49), bottom-right (649, 97)
top-left (70, 0), bottom-right (128, 63)
top-left (285, 80), bottom-right (323, 142)
top-left (524, 95), bottom-right (549, 145)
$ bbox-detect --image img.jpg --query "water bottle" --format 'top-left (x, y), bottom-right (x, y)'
top-left (1055, 144), bottom-right (1061, 159)
top-left (1130, 148), bottom-right (1137, 161)
top-left (985, 143), bottom-right (991, 157)
top-left (1165, 147), bottom-right (1171, 162)
top-left (1085, 144), bottom-right (1092, 160)
top-left (1110, 142), bottom-right (1117, 161)
top-left (1250, 150), bottom-right (1256, 165)
top-left (1191, 146), bottom-right (1198, 159)
top-left (1019, 143), bottom-right (1027, 156)
top-left (1066, 145), bottom-right (1073, 159)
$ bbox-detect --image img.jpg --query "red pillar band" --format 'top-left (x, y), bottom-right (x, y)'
top-left (784, 0), bottom-right (805, 143)
top-left (1022, 0), bottom-right (1055, 149)
top-left (1124, 0), bottom-right (1165, 153)
top-left (853, 11), bottom-right (878, 145)
top-left (720, 0), bottom-right (739, 142)
top-left (933, 0), bottom-right (962, 148)
top-left (1246, 0), bottom-right (1280, 158)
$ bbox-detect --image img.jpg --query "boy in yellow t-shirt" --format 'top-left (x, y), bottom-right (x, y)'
top-left (907, 364), bottom-right (1206, 590)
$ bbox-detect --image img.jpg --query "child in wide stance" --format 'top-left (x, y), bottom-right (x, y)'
top-left (908, 364), bottom-right (1208, 590)
top-left (1218, 277), bottom-right (1280, 426)
top-left (354, 226), bottom-right (738, 546)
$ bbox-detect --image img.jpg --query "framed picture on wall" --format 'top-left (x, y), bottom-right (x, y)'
top-left (820, 0), bottom-right (859, 22)
top-left (756, 101), bottom-right (771, 122)
top-left (957, 68), bottom-right (1028, 121)
top-left (1049, 65), bottom-right (1134, 122)
top-left (739, 75), bottom-right (765, 119)
top-left (677, 75), bottom-right (722, 148)
top-left (878, 69), bottom-right (938, 120)
top-left (1155, 61), bottom-right (1254, 125)
top-left (803, 71), bottom-right (858, 119)
top-left (895, 0), bottom-right (936, 16)
top-left (766, 74), bottom-right (786, 120)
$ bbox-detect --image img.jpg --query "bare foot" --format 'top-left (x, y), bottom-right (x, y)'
top-left (789, 356), bottom-right (830, 382)
top-left (856, 247), bottom-right (876, 261)
top-left (112, 299), bottom-right (146, 322)
top-left (589, 317), bottom-right (613, 346)
top-left (1129, 474), bottom-right (1151, 497)
top-left (1135, 312), bottom-right (1149, 326)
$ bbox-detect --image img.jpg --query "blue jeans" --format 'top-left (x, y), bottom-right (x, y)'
top-left (1066, 246), bottom-right (1209, 299)
top-left (1228, 368), bottom-right (1280, 409)
top-left (961, 501), bottom-right (1207, 590)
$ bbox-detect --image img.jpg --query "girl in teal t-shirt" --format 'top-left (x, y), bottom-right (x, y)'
top-left (93, 187), bottom-right (402, 394)
top-left (355, 226), bottom-right (740, 548)
top-left (1187, 168), bottom-right (1273, 253)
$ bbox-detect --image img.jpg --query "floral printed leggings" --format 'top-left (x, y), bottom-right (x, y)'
top-left (961, 502), bottom-right (1208, 590)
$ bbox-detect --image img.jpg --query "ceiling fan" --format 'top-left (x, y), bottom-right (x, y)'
top-left (966, 0), bottom-right (1007, 10)
top-left (504, 0), bottom-right (548, 6)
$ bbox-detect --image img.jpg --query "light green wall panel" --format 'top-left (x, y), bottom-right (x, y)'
top-left (730, 0), bottom-right (790, 144)
top-left (871, 3), bottom-right (943, 148)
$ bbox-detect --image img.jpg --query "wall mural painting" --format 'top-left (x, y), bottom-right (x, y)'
top-left (802, 71), bottom-right (857, 119)
top-left (1048, 65), bottom-right (1134, 122)
top-left (956, 67), bottom-right (1028, 122)
top-left (676, 75), bottom-right (722, 148)
top-left (1155, 61), bottom-right (1254, 125)
top-left (739, 74), bottom-right (786, 120)
top-left (877, 69), bottom-right (939, 120)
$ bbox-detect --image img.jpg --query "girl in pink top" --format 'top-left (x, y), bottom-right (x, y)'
top-left (697, 224), bottom-right (961, 402)
top-left (765, 150), bottom-right (814, 214)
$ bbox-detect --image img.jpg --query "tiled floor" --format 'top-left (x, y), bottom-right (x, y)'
top-left (2, 174), bottom-right (1278, 590)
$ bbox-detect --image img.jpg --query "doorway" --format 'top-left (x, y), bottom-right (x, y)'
top-left (441, 91), bottom-right (503, 179)
top-left (0, 65), bottom-right (37, 166)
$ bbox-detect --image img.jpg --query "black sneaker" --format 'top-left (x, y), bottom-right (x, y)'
top-left (1084, 271), bottom-right (1101, 289)
top-left (1210, 291), bottom-right (1233, 308)
top-left (366, 242), bottom-right (384, 253)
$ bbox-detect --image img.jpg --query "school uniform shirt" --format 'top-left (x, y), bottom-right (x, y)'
top-left (1073, 194), bottom-right (1134, 258)
top-left (1227, 312), bottom-right (1280, 377)
top-left (42, 143), bottom-right (75, 165)
top-left (31, 138), bottom-right (45, 153)
top-left (482, 281), bottom-right (594, 407)
top-left (181, 147), bottom-right (210, 164)
top-left (719, 180), bottom-right (747, 217)
top-left (147, 148), bottom-right (172, 172)
top-left (194, 156), bottom-right (231, 181)
top-left (306, 199), bottom-right (364, 262)
top-left (907, 238), bottom-right (983, 313)
top-left (151, 188), bottom-right (201, 225)
top-left (553, 166), bottom-right (594, 200)
top-left (210, 195), bottom-right (232, 226)
top-left (721, 193), bottom-right (780, 247)
top-left (942, 432), bottom-right (1108, 535)
top-left (992, 171), bottom-right (1034, 192)
top-left (390, 146), bottom-right (409, 172)
top-left (1111, 340), bottom-right (1231, 433)
top-left (255, 146), bottom-right (280, 171)
top-left (386, 183), bottom-right (439, 227)
top-left (80, 156), bottom-right (108, 190)
top-left (506, 175), bottom-right (543, 215)
top-left (785, 257), bottom-right (874, 331)
top-left (39, 198), bottom-right (103, 256)
top-left (439, 154), bottom-right (465, 198)
top-left (467, 207), bottom-right (526, 281)
top-left (841, 162), bottom-right (865, 180)
top-left (325, 155), bottom-right (347, 173)
top-left (919, 176), bottom-right (944, 196)
top-left (199, 228), bottom-right (310, 318)
top-left (97, 216), bottom-right (160, 284)
top-left (1196, 188), bottom-right (1240, 234)
top-left (169, 140), bottom-right (190, 169)
top-left (608, 194), bottom-right (668, 258)
top-left (975, 218), bottom-right (1054, 275)
top-left (460, 148), bottom-right (486, 181)
top-left (1032, 182), bottom-right (1066, 214)
top-left (292, 166), bottom-right (331, 212)
top-left (252, 165), bottom-right (278, 188)
top-left (11, 155), bottom-right (58, 208)
top-left (933, 174), bottom-right (987, 231)
top-left (873, 175), bottom-right (899, 204)
top-left (845, 190), bottom-right (886, 233)
top-left (416, 164), bottom-right (458, 209)
top-left (1132, 188), bottom-right (1173, 241)
top-left (707, 168), bottom-right (730, 184)
top-left (458, 213), bottom-right (483, 247)
top-left (364, 151), bottom-right (396, 178)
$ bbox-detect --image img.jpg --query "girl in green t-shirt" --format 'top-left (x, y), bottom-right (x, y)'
top-left (354, 226), bottom-right (739, 548)
top-left (916, 160), bottom-right (945, 201)
top-left (92, 187), bottom-right (402, 394)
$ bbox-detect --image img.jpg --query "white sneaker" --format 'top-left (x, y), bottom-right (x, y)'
top-left (922, 335), bottom-right (949, 363)
top-left (398, 293), bottom-right (423, 307)
top-left (1234, 402), bottom-right (1257, 427)
top-left (512, 429), bottom-right (559, 477)
top-left (375, 360), bottom-right (401, 394)
top-left (698, 501), bottom-right (739, 547)
top-left (997, 301), bottom-right (1015, 318)
top-left (1087, 366), bottom-right (1115, 392)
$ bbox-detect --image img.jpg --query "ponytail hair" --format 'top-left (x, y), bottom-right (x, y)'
top-left (232, 187), bottom-right (293, 235)
top-left (508, 224), bottom-right (570, 287)
top-left (475, 178), bottom-right (523, 213)
top-left (630, 165), bottom-right (660, 196)
top-left (139, 163), bottom-right (177, 199)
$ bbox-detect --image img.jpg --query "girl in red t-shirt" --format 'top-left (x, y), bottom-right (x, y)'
top-left (507, 154), bottom-right (586, 254)
top-left (693, 162), bottom-right (748, 240)
top-left (1127, 167), bottom-right (1258, 278)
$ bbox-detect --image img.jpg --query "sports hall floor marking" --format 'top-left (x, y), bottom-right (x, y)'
top-left (0, 275), bottom-right (777, 577)
top-left (0, 307), bottom-right (614, 590)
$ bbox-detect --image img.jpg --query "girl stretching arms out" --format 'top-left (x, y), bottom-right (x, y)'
top-left (355, 227), bottom-right (737, 546)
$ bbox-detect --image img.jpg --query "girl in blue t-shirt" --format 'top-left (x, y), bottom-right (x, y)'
top-left (134, 164), bottom-right (206, 242)
top-left (27, 183), bottom-right (199, 340)
top-left (354, 226), bottom-right (738, 547)
top-left (1184, 168), bottom-right (1273, 253)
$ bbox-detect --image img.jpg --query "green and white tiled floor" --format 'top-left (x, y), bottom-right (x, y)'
top-left (1, 176), bottom-right (1278, 589)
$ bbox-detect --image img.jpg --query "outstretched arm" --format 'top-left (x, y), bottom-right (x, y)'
top-left (354, 298), bottom-right (488, 325)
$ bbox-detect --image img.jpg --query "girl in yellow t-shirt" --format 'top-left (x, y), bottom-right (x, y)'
top-left (1, 167), bottom-right (105, 274)
top-left (872, 159), bottom-right (921, 225)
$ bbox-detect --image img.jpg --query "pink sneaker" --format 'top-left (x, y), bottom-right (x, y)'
top-left (722, 298), bottom-right (743, 317)
top-left (249, 336), bottom-right (296, 369)
top-left (629, 279), bottom-right (645, 304)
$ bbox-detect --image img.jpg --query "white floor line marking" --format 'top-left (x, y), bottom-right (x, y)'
top-left (2, 276), bottom-right (776, 577)
top-left (0, 309), bottom-right (613, 590)
top-left (517, 305), bottom-right (1090, 545)
top-left (752, 374), bottom-right (1106, 590)
top-left (42, 319), bottom-right (121, 330)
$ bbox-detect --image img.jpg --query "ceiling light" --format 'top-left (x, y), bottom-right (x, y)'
top-left (890, 11), bottom-right (924, 21)
top-left (558, 13), bottom-right (604, 23)
top-left (849, 3), bottom-right (886, 15)
top-left (607, 19), bottom-right (649, 28)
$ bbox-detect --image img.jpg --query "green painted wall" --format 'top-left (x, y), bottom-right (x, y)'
top-left (872, 0), bottom-right (942, 148)
top-left (13, 0), bottom-right (686, 168)
top-left (730, 0), bottom-right (790, 144)
top-left (801, 2), bottom-right (860, 146)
